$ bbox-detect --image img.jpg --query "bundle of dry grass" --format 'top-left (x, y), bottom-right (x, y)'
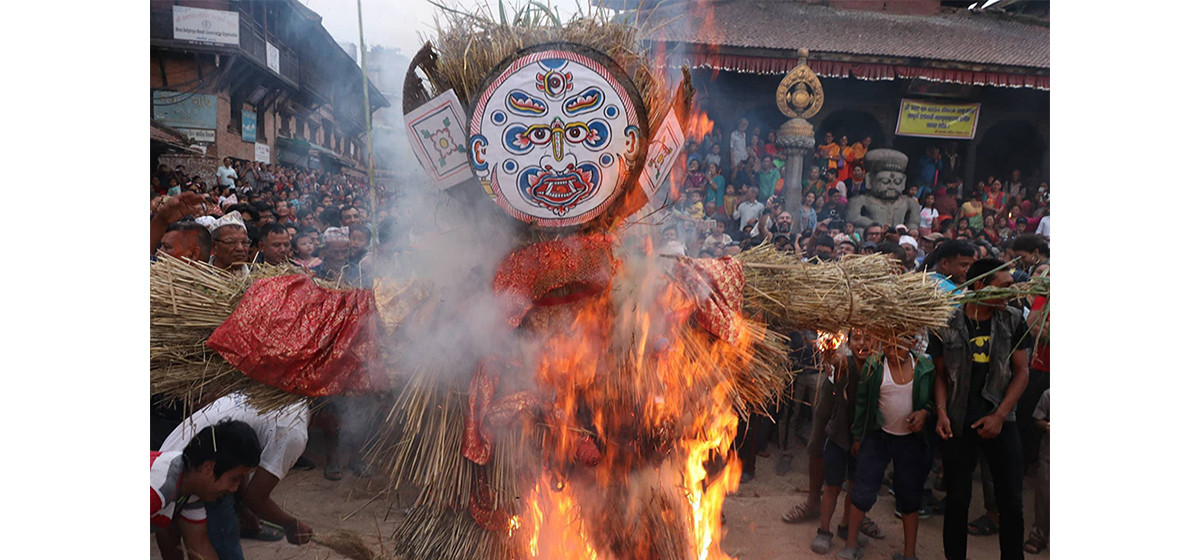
top-left (736, 245), bottom-right (955, 341)
top-left (953, 275), bottom-right (1050, 306)
top-left (426, 2), bottom-right (671, 132)
top-left (149, 254), bottom-right (347, 414)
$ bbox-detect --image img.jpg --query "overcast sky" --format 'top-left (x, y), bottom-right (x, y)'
top-left (301, 0), bottom-right (599, 59)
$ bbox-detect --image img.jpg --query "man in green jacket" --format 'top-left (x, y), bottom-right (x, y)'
top-left (835, 336), bottom-right (935, 560)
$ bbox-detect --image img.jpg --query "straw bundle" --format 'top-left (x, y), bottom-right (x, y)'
top-left (149, 255), bottom-right (347, 414)
top-left (427, 3), bottom-right (671, 133)
top-left (736, 245), bottom-right (955, 341)
top-left (953, 275), bottom-right (1050, 306)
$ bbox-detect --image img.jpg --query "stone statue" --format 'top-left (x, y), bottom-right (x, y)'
top-left (844, 149), bottom-right (921, 231)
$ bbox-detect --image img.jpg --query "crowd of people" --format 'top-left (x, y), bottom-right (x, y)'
top-left (661, 119), bottom-right (1050, 276)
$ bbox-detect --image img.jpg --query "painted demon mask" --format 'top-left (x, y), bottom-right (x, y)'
top-left (468, 44), bottom-right (648, 229)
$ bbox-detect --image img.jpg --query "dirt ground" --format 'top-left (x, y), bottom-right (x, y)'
top-left (152, 433), bottom-right (1038, 560)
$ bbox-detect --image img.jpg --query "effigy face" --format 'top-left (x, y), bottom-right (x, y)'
top-left (863, 148), bottom-right (910, 201)
top-left (469, 44), bottom-right (647, 228)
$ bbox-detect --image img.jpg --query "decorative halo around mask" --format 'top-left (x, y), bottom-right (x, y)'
top-left (468, 43), bottom-right (647, 228)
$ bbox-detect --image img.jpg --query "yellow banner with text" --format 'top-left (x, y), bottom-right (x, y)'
top-left (894, 99), bottom-right (981, 139)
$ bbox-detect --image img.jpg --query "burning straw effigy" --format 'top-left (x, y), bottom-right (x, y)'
top-left (149, 4), bottom-right (970, 560)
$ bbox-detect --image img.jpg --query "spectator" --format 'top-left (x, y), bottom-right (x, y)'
top-left (898, 236), bottom-right (919, 271)
top-left (846, 136), bottom-right (871, 170)
top-left (817, 132), bottom-right (837, 171)
top-left (835, 238), bottom-right (858, 260)
top-left (983, 179), bottom-right (1008, 215)
top-left (954, 218), bottom-right (973, 240)
top-left (348, 224), bottom-right (372, 265)
top-left (803, 165), bottom-right (826, 197)
top-left (757, 156), bottom-right (781, 203)
top-left (152, 420), bottom-right (262, 560)
top-left (209, 218), bottom-right (252, 273)
top-left (216, 157), bottom-right (238, 190)
top-left (839, 163), bottom-right (869, 198)
top-left (1005, 169), bottom-right (1023, 200)
top-left (1025, 389), bottom-right (1050, 555)
top-left (838, 334), bottom-right (935, 560)
top-left (980, 215), bottom-right (1000, 244)
top-left (160, 221), bottom-right (213, 262)
top-left (730, 118), bottom-right (749, 165)
top-left (958, 189), bottom-right (984, 232)
top-left (1033, 200), bottom-right (1050, 240)
top-left (842, 222), bottom-right (861, 245)
top-left (835, 136), bottom-right (851, 181)
top-left (797, 192), bottom-right (819, 234)
top-left (809, 235), bottom-right (836, 263)
top-left (934, 181), bottom-right (961, 219)
top-left (764, 131), bottom-right (779, 158)
top-left (804, 331), bottom-right (883, 552)
top-left (1011, 234), bottom-right (1050, 275)
top-left (291, 226), bottom-right (322, 270)
top-left (862, 223), bottom-right (885, 247)
top-left (918, 193), bottom-right (939, 237)
top-left (704, 162), bottom-right (726, 209)
top-left (921, 239), bottom-right (976, 293)
top-left (254, 223), bottom-right (293, 266)
top-left (685, 158), bottom-right (706, 192)
top-left (931, 258), bottom-right (1031, 560)
top-left (732, 186), bottom-right (765, 234)
top-left (916, 146), bottom-right (943, 198)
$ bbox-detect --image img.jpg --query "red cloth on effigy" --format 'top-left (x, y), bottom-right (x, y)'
top-left (206, 275), bottom-right (385, 397)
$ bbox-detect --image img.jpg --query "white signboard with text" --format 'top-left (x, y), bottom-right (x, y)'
top-left (266, 41), bottom-right (280, 74)
top-left (178, 128), bottom-right (216, 144)
top-left (173, 6), bottom-right (239, 46)
top-left (255, 143), bottom-right (271, 163)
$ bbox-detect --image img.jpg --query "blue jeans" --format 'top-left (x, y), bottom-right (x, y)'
top-left (205, 494), bottom-right (244, 560)
top-left (849, 431), bottom-right (930, 514)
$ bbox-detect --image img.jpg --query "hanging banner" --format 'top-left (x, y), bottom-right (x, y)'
top-left (242, 112), bottom-right (257, 142)
top-left (894, 98), bottom-right (981, 139)
top-left (173, 6), bottom-right (239, 46)
top-left (255, 143), bottom-right (271, 163)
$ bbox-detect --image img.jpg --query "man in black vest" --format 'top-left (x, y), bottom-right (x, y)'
top-left (929, 258), bottom-right (1031, 560)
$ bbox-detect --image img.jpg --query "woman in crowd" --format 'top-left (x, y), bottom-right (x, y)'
top-left (797, 192), bottom-right (819, 234)
top-left (980, 215), bottom-right (1001, 245)
top-left (958, 189), bottom-right (985, 232)
top-left (704, 162), bottom-right (726, 210)
top-left (918, 194), bottom-right (939, 237)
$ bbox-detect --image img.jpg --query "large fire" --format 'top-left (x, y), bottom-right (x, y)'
top-left (500, 239), bottom-right (761, 560)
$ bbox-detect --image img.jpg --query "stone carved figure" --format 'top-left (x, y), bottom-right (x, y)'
top-left (844, 149), bottom-right (921, 231)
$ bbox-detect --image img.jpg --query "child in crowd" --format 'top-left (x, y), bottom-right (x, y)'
top-left (291, 226), bottom-right (322, 270)
top-left (810, 331), bottom-right (884, 554)
top-left (836, 335), bottom-right (934, 560)
top-left (919, 194), bottom-right (939, 237)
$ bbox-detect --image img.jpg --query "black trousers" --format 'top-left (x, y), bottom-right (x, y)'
top-left (1017, 369), bottom-right (1050, 467)
top-left (941, 421), bottom-right (1024, 560)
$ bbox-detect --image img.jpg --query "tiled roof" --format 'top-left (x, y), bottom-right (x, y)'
top-left (648, 1), bottom-right (1049, 69)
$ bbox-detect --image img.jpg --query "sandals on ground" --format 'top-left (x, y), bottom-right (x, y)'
top-left (1024, 535), bottom-right (1048, 554)
top-left (968, 515), bottom-right (999, 536)
top-left (782, 502), bottom-right (820, 524)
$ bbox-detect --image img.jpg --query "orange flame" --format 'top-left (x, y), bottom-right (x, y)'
top-left (816, 330), bottom-right (847, 353)
top-left (504, 249), bottom-right (760, 560)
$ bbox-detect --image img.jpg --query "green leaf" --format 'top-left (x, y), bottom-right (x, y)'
top-left (498, 0), bottom-right (507, 25)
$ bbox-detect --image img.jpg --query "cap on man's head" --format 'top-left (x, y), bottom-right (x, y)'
top-left (899, 235), bottom-right (918, 249)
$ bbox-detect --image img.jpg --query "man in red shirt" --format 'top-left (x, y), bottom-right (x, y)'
top-left (153, 420), bottom-right (261, 560)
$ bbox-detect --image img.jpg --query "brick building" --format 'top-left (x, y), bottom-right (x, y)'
top-left (150, 0), bottom-right (388, 182)
top-left (628, 0), bottom-right (1050, 188)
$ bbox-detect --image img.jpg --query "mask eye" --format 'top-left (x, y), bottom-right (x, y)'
top-left (529, 127), bottom-right (550, 144)
top-left (565, 124), bottom-right (587, 143)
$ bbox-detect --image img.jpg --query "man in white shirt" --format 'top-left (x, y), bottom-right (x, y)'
top-left (732, 187), bottom-right (765, 234)
top-left (216, 157), bottom-right (238, 189)
top-left (1034, 214), bottom-right (1049, 240)
top-left (161, 392), bottom-right (313, 558)
top-left (729, 118), bottom-right (749, 166)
